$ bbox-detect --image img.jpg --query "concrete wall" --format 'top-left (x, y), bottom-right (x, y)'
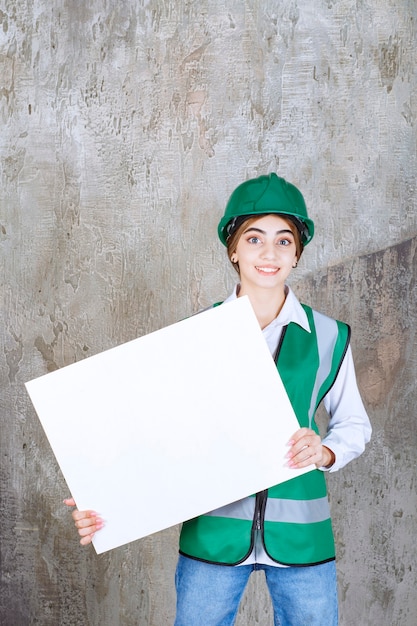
top-left (1, 1), bottom-right (416, 624)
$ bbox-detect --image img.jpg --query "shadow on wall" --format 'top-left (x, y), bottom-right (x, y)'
top-left (294, 235), bottom-right (417, 626)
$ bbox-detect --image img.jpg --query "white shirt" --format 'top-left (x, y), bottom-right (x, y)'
top-left (223, 285), bottom-right (372, 566)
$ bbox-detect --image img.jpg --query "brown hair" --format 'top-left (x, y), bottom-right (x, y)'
top-left (226, 214), bottom-right (304, 274)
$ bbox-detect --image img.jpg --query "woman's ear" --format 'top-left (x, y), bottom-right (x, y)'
top-left (292, 258), bottom-right (298, 268)
top-left (231, 253), bottom-right (238, 264)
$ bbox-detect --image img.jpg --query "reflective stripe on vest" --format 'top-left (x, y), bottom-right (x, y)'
top-left (204, 495), bottom-right (331, 524)
top-left (204, 498), bottom-right (256, 521)
top-left (307, 310), bottom-right (339, 427)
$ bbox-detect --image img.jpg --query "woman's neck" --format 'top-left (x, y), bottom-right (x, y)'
top-left (237, 284), bottom-right (287, 329)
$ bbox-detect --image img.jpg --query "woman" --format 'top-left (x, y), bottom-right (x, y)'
top-left (65, 173), bottom-right (371, 626)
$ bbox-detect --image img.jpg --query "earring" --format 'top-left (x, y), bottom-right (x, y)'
top-left (292, 261), bottom-right (298, 268)
top-left (231, 255), bottom-right (238, 263)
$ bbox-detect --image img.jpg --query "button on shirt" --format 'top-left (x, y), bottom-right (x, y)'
top-left (223, 285), bottom-right (372, 566)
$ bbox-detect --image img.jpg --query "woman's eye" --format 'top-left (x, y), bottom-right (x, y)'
top-left (277, 238), bottom-right (291, 246)
top-left (248, 236), bottom-right (261, 244)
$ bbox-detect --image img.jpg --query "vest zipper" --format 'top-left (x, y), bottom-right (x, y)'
top-left (254, 490), bottom-right (268, 532)
top-left (273, 324), bottom-right (288, 364)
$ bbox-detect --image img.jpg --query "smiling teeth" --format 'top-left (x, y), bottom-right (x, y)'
top-left (256, 267), bottom-right (278, 273)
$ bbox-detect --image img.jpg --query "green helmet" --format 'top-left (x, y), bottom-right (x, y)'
top-left (217, 173), bottom-right (314, 246)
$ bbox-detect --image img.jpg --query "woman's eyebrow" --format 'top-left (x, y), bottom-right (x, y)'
top-left (243, 227), bottom-right (294, 236)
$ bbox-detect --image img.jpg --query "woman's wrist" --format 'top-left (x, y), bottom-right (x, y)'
top-left (321, 445), bottom-right (335, 469)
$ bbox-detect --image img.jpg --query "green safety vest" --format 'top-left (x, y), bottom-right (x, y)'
top-left (179, 304), bottom-right (350, 566)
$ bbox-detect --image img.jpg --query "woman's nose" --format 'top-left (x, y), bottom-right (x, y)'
top-left (260, 242), bottom-right (276, 259)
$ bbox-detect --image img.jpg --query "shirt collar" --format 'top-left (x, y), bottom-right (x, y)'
top-left (223, 284), bottom-right (311, 333)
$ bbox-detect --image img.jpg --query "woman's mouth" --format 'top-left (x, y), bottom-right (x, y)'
top-left (255, 266), bottom-right (279, 275)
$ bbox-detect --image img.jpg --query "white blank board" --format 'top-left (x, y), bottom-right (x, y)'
top-left (26, 296), bottom-right (313, 554)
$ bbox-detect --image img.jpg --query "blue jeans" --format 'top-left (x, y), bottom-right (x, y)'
top-left (174, 555), bottom-right (338, 626)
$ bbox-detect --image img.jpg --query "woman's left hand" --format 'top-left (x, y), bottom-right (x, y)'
top-left (286, 427), bottom-right (335, 469)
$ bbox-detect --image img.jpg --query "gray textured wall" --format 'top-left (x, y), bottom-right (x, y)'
top-left (1, 1), bottom-right (416, 624)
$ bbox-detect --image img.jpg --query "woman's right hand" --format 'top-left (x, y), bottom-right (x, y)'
top-left (63, 497), bottom-right (104, 546)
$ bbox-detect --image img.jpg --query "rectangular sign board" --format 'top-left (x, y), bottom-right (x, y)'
top-left (26, 296), bottom-right (313, 553)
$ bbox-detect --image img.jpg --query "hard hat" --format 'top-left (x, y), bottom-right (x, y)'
top-left (217, 173), bottom-right (314, 246)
